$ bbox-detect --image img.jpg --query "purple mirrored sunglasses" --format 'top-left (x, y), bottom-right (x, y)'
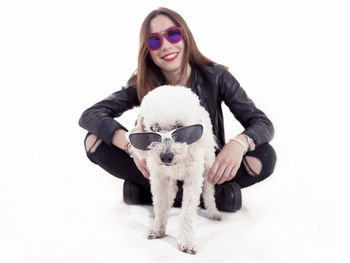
top-left (148, 26), bottom-right (183, 51)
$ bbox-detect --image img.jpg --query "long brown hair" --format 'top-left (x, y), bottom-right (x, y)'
top-left (127, 7), bottom-right (215, 102)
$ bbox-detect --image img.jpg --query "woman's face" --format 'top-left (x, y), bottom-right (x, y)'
top-left (148, 15), bottom-right (185, 76)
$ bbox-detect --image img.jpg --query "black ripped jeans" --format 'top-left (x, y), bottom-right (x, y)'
top-left (83, 132), bottom-right (277, 191)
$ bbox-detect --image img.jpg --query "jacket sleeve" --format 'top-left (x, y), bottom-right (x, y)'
top-left (78, 86), bottom-right (140, 146)
top-left (218, 68), bottom-right (274, 147)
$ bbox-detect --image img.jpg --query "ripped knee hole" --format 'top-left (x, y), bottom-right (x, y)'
top-left (243, 156), bottom-right (262, 176)
top-left (85, 134), bottom-right (102, 153)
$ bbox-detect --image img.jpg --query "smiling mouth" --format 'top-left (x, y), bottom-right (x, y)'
top-left (162, 52), bottom-right (179, 62)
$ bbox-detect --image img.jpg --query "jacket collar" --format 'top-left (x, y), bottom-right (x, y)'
top-left (189, 64), bottom-right (208, 112)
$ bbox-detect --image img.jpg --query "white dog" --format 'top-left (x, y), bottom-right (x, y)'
top-left (127, 85), bottom-right (221, 254)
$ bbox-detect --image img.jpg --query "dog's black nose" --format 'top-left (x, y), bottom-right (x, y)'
top-left (160, 152), bottom-right (174, 164)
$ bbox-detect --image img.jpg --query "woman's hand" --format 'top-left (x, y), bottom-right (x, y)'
top-left (132, 153), bottom-right (150, 179)
top-left (208, 138), bottom-right (246, 185)
top-left (112, 129), bottom-right (150, 179)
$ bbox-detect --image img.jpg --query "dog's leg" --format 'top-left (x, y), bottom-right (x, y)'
top-left (167, 178), bottom-right (178, 209)
top-left (148, 175), bottom-right (170, 239)
top-left (177, 174), bottom-right (203, 255)
top-left (202, 177), bottom-right (222, 221)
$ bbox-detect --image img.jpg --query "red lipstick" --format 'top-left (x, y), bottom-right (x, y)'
top-left (162, 52), bottom-right (179, 62)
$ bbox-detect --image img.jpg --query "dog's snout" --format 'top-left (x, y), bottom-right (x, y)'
top-left (160, 151), bottom-right (174, 164)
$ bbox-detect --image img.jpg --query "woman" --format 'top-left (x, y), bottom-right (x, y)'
top-left (79, 7), bottom-right (277, 212)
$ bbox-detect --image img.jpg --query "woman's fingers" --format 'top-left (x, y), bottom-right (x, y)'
top-left (142, 168), bottom-right (150, 179)
top-left (208, 160), bottom-right (220, 184)
top-left (217, 164), bottom-right (234, 185)
top-left (212, 162), bottom-right (228, 185)
top-left (141, 159), bottom-right (150, 179)
top-left (133, 156), bottom-right (150, 179)
top-left (210, 157), bottom-right (241, 184)
top-left (143, 167), bottom-right (150, 179)
top-left (223, 165), bottom-right (239, 183)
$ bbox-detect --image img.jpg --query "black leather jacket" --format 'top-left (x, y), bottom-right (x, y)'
top-left (79, 63), bottom-right (274, 151)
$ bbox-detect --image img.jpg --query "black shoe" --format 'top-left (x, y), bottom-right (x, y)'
top-left (123, 180), bottom-right (152, 205)
top-left (213, 181), bottom-right (242, 212)
top-left (175, 181), bottom-right (242, 212)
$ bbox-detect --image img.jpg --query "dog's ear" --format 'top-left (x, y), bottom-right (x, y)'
top-left (132, 114), bottom-right (146, 133)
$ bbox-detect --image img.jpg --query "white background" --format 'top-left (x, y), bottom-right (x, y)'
top-left (0, 0), bottom-right (349, 262)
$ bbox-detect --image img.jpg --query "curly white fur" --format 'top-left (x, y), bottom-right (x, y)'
top-left (130, 85), bottom-right (221, 254)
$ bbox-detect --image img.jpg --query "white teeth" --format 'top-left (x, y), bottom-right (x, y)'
top-left (163, 53), bottom-right (177, 59)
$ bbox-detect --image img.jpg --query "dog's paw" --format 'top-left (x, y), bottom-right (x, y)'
top-left (178, 243), bottom-right (197, 255)
top-left (208, 212), bottom-right (222, 221)
top-left (147, 230), bottom-right (165, 240)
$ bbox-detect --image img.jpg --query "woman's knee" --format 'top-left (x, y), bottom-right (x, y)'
top-left (84, 133), bottom-right (102, 154)
top-left (247, 143), bottom-right (277, 178)
top-left (259, 143), bottom-right (277, 178)
top-left (243, 156), bottom-right (262, 176)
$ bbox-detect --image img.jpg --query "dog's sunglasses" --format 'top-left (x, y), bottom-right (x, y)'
top-left (125, 124), bottom-right (203, 151)
top-left (148, 27), bottom-right (183, 51)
